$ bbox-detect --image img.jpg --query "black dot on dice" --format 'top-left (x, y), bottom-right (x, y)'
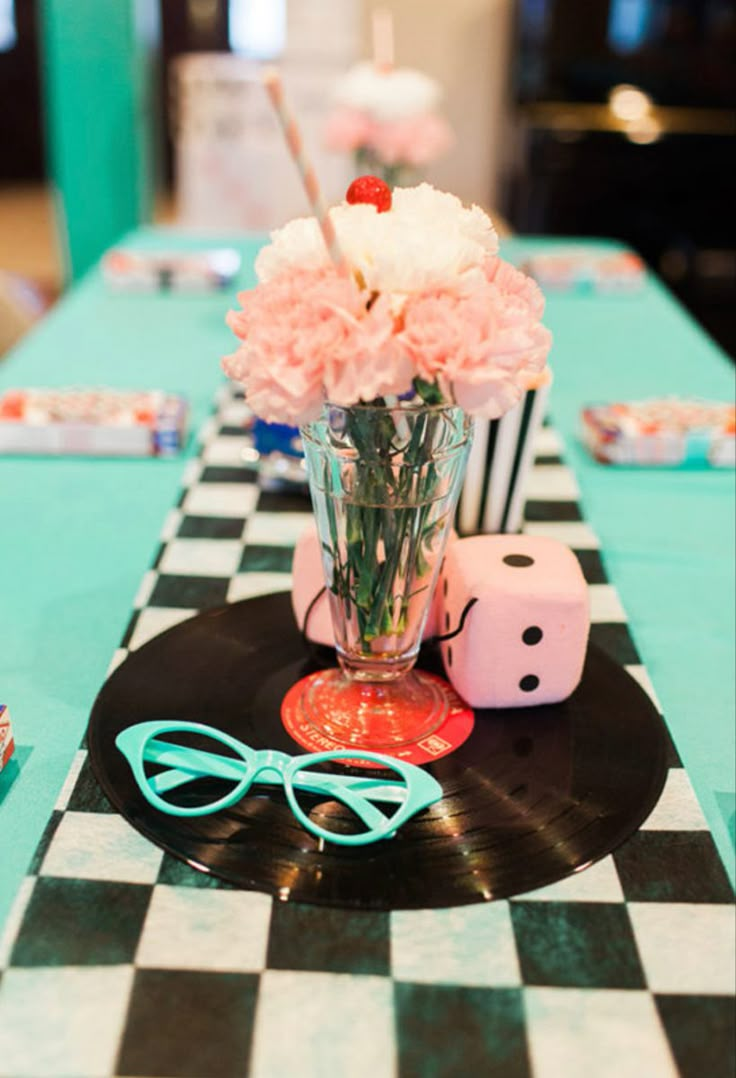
top-left (443, 576), bottom-right (448, 597)
top-left (519, 674), bottom-right (539, 692)
top-left (447, 645), bottom-right (453, 668)
top-left (522, 626), bottom-right (543, 646)
top-left (444, 611), bottom-right (451, 631)
top-left (503, 554), bottom-right (534, 567)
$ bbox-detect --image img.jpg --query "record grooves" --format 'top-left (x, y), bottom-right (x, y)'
top-left (88, 593), bottom-right (668, 909)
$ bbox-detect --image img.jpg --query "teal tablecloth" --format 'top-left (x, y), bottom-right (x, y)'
top-left (1, 232), bottom-right (733, 928)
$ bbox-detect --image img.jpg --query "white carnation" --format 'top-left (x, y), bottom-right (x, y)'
top-left (255, 183), bottom-right (499, 297)
top-left (254, 217), bottom-right (328, 281)
top-left (333, 61), bottom-right (441, 122)
top-left (391, 185), bottom-right (498, 257)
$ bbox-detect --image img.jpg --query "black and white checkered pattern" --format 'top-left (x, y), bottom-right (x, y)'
top-left (0, 387), bottom-right (733, 1078)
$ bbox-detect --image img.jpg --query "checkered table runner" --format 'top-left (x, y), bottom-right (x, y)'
top-left (0, 387), bottom-right (733, 1078)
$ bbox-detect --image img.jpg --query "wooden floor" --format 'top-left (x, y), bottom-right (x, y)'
top-left (0, 184), bottom-right (63, 294)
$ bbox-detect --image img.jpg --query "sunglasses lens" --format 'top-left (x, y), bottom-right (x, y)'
top-left (142, 729), bottom-right (249, 812)
top-left (290, 755), bottom-right (408, 840)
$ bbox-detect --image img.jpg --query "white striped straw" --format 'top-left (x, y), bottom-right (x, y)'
top-left (372, 7), bottom-right (394, 72)
top-left (262, 67), bottom-right (347, 274)
top-left (262, 66), bottom-right (410, 421)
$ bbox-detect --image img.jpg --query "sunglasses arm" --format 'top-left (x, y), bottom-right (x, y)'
top-left (144, 740), bottom-right (411, 805)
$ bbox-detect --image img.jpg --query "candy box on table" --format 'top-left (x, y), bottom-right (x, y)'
top-left (526, 249), bottom-right (645, 294)
top-left (0, 388), bottom-right (189, 457)
top-left (581, 399), bottom-right (735, 467)
top-left (102, 248), bottom-right (241, 293)
top-left (0, 706), bottom-right (15, 772)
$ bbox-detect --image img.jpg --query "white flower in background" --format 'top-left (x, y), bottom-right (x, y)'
top-left (333, 61), bottom-right (442, 122)
top-left (255, 184), bottom-right (499, 298)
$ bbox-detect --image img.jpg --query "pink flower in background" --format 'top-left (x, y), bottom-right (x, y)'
top-left (324, 106), bottom-right (377, 154)
top-left (223, 268), bottom-right (411, 425)
top-left (325, 107), bottom-right (453, 168)
top-left (370, 113), bottom-right (454, 167)
top-left (398, 261), bottom-right (551, 419)
top-left (325, 63), bottom-right (453, 170)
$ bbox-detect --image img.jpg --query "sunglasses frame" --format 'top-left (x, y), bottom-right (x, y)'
top-left (115, 720), bottom-right (443, 847)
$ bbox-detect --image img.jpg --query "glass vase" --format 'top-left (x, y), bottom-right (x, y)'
top-left (299, 401), bottom-right (472, 750)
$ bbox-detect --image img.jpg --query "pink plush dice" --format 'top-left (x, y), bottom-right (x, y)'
top-left (438, 534), bottom-right (589, 708)
top-left (291, 523), bottom-right (333, 646)
top-left (291, 523), bottom-right (450, 645)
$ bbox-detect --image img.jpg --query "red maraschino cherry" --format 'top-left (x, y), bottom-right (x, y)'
top-left (345, 175), bottom-right (392, 213)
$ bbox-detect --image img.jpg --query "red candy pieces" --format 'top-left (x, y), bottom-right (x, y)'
top-left (345, 175), bottom-right (392, 213)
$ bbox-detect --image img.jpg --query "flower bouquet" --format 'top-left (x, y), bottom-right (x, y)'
top-left (324, 62), bottom-right (453, 187)
top-left (223, 177), bottom-right (551, 749)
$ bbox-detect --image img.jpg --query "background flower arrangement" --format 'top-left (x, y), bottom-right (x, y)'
top-left (324, 62), bottom-right (454, 185)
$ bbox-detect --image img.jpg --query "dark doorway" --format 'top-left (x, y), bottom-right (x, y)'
top-left (0, 0), bottom-right (44, 181)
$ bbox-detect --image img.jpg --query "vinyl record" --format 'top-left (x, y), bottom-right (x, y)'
top-left (87, 593), bottom-right (668, 909)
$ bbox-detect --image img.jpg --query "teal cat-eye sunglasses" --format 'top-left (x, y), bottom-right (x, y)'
top-left (115, 720), bottom-right (443, 847)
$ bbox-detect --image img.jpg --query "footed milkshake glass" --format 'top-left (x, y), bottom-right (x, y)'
top-left (299, 401), bottom-right (472, 749)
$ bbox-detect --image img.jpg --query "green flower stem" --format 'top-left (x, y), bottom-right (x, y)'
top-left (333, 403), bottom-right (449, 648)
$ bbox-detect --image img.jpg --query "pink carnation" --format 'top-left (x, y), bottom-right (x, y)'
top-left (223, 268), bottom-right (412, 425)
top-left (324, 106), bottom-right (377, 154)
top-left (484, 256), bottom-right (546, 319)
top-left (398, 259), bottom-right (552, 419)
top-left (370, 113), bottom-right (453, 167)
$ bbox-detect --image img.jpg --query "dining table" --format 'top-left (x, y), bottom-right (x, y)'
top-left (0, 229), bottom-right (734, 1078)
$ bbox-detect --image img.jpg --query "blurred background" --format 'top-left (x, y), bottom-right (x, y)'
top-left (1, 0), bottom-right (734, 356)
